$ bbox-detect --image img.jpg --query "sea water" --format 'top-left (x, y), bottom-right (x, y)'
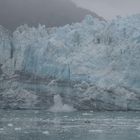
top-left (0, 110), bottom-right (140, 140)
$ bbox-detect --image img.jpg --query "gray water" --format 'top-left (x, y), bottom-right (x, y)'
top-left (0, 110), bottom-right (140, 140)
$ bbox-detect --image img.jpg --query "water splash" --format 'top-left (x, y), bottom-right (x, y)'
top-left (49, 95), bottom-right (76, 112)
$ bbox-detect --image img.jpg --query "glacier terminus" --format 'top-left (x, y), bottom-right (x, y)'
top-left (0, 15), bottom-right (140, 111)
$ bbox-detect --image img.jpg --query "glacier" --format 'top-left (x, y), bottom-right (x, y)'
top-left (0, 15), bottom-right (140, 110)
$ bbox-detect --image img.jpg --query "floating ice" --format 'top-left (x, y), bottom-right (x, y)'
top-left (7, 123), bottom-right (13, 127)
top-left (42, 131), bottom-right (50, 135)
top-left (136, 126), bottom-right (140, 130)
top-left (14, 128), bottom-right (22, 131)
top-left (0, 128), bottom-right (4, 131)
top-left (89, 130), bottom-right (103, 133)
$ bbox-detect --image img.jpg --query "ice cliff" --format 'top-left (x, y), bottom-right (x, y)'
top-left (0, 15), bottom-right (140, 111)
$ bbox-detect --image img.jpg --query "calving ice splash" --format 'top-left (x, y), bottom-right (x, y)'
top-left (0, 15), bottom-right (140, 111)
top-left (49, 95), bottom-right (75, 112)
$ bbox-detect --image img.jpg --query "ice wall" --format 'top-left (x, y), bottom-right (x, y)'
top-left (0, 15), bottom-right (140, 110)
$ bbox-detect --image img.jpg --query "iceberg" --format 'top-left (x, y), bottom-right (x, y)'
top-left (0, 15), bottom-right (140, 110)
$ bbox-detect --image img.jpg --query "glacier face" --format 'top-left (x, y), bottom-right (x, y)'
top-left (0, 15), bottom-right (140, 110)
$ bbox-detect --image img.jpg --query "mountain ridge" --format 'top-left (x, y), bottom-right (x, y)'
top-left (0, 0), bottom-right (103, 31)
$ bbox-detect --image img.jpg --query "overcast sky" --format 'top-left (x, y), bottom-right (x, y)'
top-left (72, 0), bottom-right (140, 19)
top-left (0, 0), bottom-right (99, 30)
top-left (0, 0), bottom-right (140, 30)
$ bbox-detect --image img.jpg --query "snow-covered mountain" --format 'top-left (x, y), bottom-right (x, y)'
top-left (0, 14), bottom-right (140, 110)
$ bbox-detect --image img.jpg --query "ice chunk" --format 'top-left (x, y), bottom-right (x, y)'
top-left (7, 123), bottom-right (13, 127)
top-left (42, 131), bottom-right (50, 135)
top-left (14, 128), bottom-right (22, 131)
top-left (89, 130), bottom-right (103, 133)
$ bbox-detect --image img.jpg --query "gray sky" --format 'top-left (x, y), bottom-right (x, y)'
top-left (72, 0), bottom-right (140, 19)
top-left (0, 0), bottom-right (99, 30)
top-left (0, 0), bottom-right (140, 30)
